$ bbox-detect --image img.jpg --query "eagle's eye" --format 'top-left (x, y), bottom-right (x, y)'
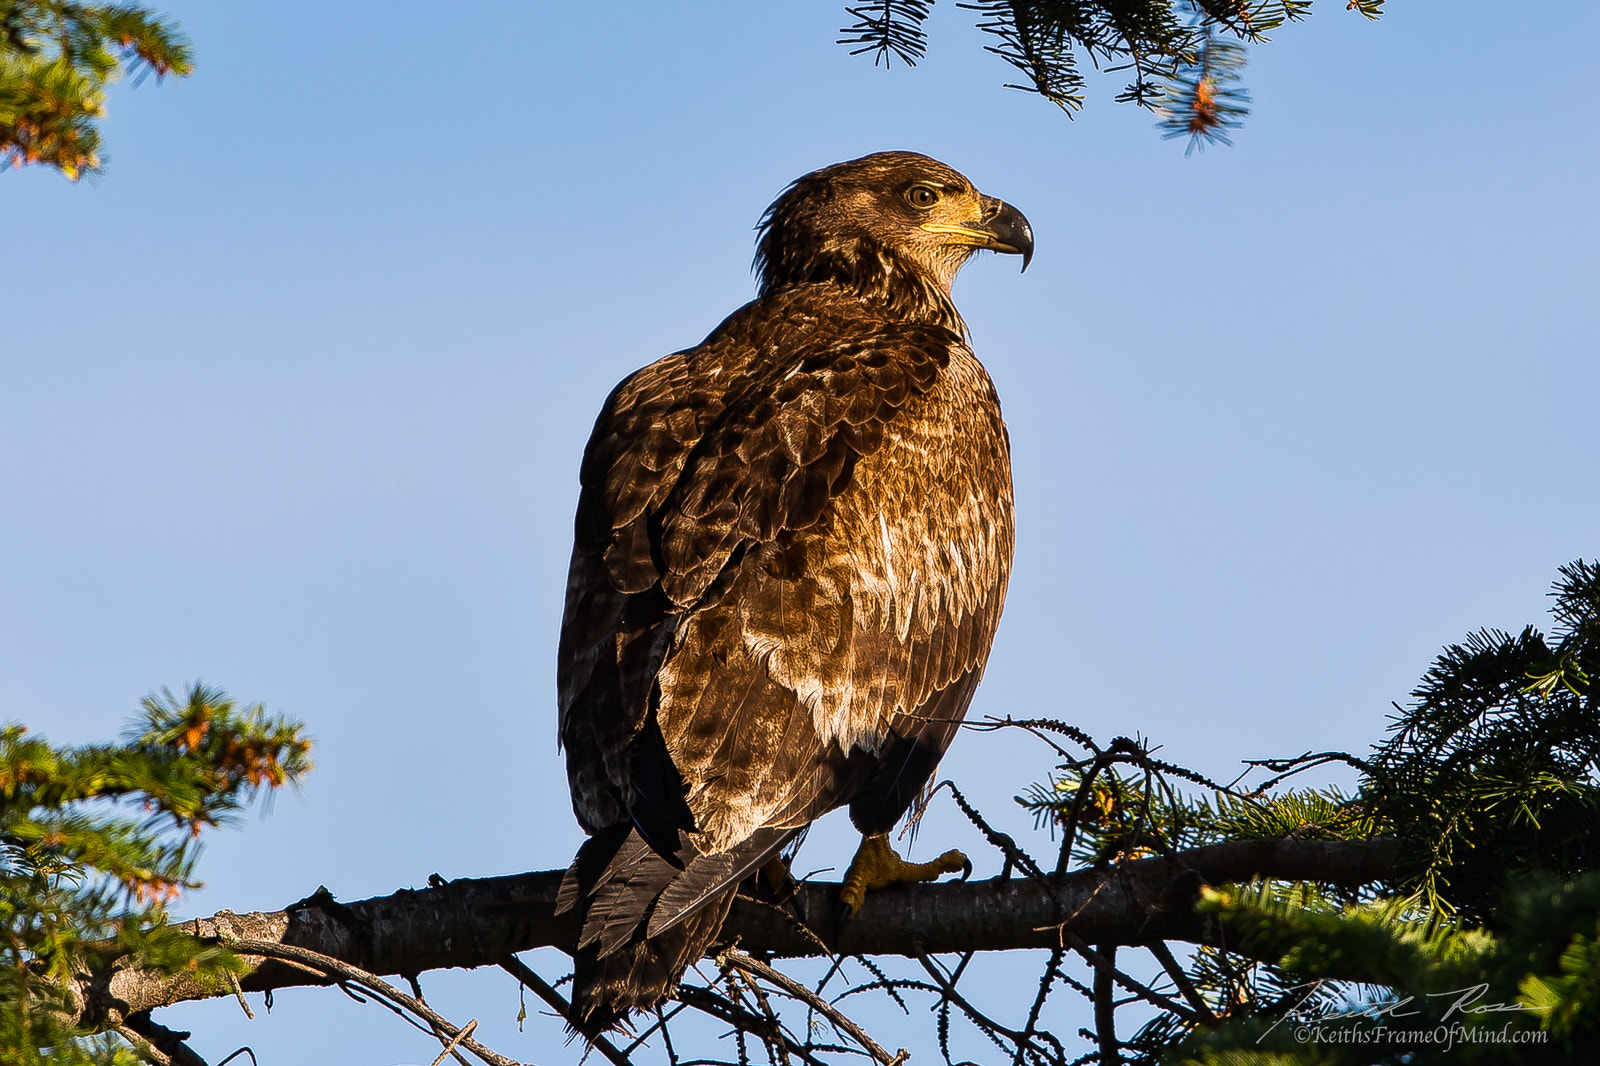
top-left (905, 184), bottom-right (940, 209)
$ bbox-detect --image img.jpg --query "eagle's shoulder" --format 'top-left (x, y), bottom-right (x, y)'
top-left (578, 286), bottom-right (972, 604)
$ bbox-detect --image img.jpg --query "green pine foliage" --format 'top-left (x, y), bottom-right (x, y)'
top-left (1364, 559), bottom-right (1600, 921)
top-left (1174, 874), bottom-right (1600, 1063)
top-left (1154, 26), bottom-right (1250, 152)
top-left (1017, 772), bottom-right (1375, 869)
top-left (1, 0), bottom-right (1393, 179)
top-left (840, 1), bottom-right (1375, 148)
top-left (1199, 788), bottom-right (1375, 844)
top-left (839, 0), bottom-right (937, 65)
top-left (1017, 561), bottom-right (1599, 1063)
top-left (0, 0), bottom-right (192, 178)
top-left (1504, 876), bottom-right (1600, 1043)
top-left (1, 683), bottom-right (310, 1064)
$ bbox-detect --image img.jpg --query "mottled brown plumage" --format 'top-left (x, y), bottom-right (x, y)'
top-left (556, 151), bottom-right (1032, 1033)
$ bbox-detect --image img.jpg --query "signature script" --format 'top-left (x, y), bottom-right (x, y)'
top-left (1258, 982), bottom-right (1540, 1043)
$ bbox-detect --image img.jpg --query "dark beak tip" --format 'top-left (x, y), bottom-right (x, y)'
top-left (990, 200), bottom-right (1034, 274)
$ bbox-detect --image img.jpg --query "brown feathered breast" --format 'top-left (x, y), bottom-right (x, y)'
top-left (555, 151), bottom-right (1029, 1033)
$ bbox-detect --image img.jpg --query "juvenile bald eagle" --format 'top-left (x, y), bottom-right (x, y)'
top-left (557, 151), bottom-right (1032, 1032)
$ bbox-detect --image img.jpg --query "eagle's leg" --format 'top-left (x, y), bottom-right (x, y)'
top-left (753, 855), bottom-right (797, 905)
top-left (838, 833), bottom-right (971, 918)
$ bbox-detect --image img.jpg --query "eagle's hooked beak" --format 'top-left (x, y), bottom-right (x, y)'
top-left (983, 199), bottom-right (1034, 272)
top-left (920, 196), bottom-right (1035, 272)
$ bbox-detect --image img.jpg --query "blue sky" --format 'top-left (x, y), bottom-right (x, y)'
top-left (4, 1), bottom-right (1598, 1062)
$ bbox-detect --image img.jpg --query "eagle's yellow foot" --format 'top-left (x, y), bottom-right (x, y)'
top-left (838, 833), bottom-right (971, 919)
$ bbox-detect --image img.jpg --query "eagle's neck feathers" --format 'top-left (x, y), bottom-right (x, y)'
top-left (758, 239), bottom-right (968, 336)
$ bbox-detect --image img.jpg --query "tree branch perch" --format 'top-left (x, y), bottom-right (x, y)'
top-left (67, 837), bottom-right (1400, 1031)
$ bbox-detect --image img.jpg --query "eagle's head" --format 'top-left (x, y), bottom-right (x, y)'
top-left (754, 151), bottom-right (1033, 330)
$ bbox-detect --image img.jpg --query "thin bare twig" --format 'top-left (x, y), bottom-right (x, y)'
top-left (914, 953), bottom-right (1052, 1059)
top-left (117, 1024), bottom-right (174, 1066)
top-left (226, 971), bottom-right (254, 1021)
top-left (621, 1002), bottom-right (689, 1057)
top-left (971, 716), bottom-right (1102, 761)
top-left (1092, 944), bottom-right (1119, 1066)
top-left (408, 974), bottom-right (470, 1066)
top-left (1060, 932), bottom-right (1199, 1024)
top-left (122, 1011), bottom-right (209, 1066)
top-left (929, 779), bottom-right (1044, 879)
top-left (1142, 755), bottom-right (1240, 796)
top-left (655, 1002), bottom-right (684, 1066)
top-left (729, 963), bottom-right (791, 1066)
top-left (720, 949), bottom-right (904, 1066)
top-left (497, 955), bottom-right (634, 1066)
top-left (673, 983), bottom-right (829, 1066)
top-left (1059, 751), bottom-right (1121, 875)
top-left (847, 955), bottom-right (911, 1017)
top-left (429, 1019), bottom-right (479, 1066)
top-left (726, 970), bottom-right (750, 1066)
top-left (1014, 947), bottom-right (1063, 1066)
top-left (225, 938), bottom-right (526, 1066)
top-left (1238, 750), bottom-right (1374, 792)
top-left (1146, 940), bottom-right (1216, 1022)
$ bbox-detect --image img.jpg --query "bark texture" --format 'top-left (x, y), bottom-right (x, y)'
top-left (68, 837), bottom-right (1400, 1030)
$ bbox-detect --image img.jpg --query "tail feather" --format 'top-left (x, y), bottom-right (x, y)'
top-left (647, 852), bottom-right (735, 938)
top-left (648, 826), bottom-right (790, 938)
top-left (563, 824), bottom-right (797, 1035)
top-left (572, 895), bottom-right (737, 1035)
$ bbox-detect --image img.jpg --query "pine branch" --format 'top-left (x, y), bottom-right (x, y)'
top-left (1154, 25), bottom-right (1250, 153)
top-left (838, 0), bottom-right (934, 67)
top-left (0, 0), bottom-right (193, 178)
top-left (2, 684), bottom-right (309, 1065)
